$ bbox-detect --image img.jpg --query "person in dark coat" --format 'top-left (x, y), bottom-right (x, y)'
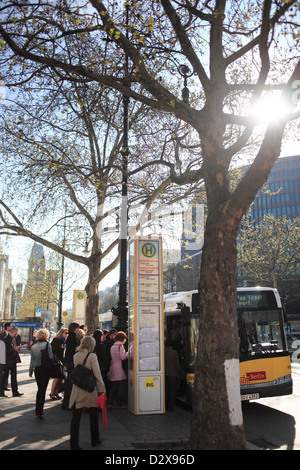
top-left (50, 328), bottom-right (68, 399)
top-left (0, 322), bottom-right (12, 393)
top-left (62, 322), bottom-right (80, 410)
top-left (164, 338), bottom-right (181, 411)
top-left (0, 322), bottom-right (12, 340)
top-left (0, 327), bottom-right (23, 397)
top-left (103, 328), bottom-right (117, 397)
top-left (93, 330), bottom-right (106, 380)
top-left (103, 328), bottom-right (117, 372)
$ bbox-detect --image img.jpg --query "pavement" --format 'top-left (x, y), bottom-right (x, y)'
top-left (0, 353), bottom-right (193, 453)
top-left (0, 353), bottom-right (259, 454)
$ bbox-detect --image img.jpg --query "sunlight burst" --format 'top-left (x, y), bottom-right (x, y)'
top-left (249, 95), bottom-right (292, 125)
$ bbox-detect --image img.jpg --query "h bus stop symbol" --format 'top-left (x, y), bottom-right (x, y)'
top-left (141, 242), bottom-right (156, 258)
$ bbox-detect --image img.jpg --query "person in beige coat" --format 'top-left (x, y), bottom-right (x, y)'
top-left (69, 335), bottom-right (106, 450)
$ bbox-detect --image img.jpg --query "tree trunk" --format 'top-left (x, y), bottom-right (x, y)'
top-left (189, 211), bottom-right (246, 450)
top-left (85, 252), bottom-right (101, 334)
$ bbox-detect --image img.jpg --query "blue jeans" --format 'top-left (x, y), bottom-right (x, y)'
top-left (108, 380), bottom-right (124, 407)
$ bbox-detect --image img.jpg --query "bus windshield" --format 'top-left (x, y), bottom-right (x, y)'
top-left (239, 309), bottom-right (285, 358)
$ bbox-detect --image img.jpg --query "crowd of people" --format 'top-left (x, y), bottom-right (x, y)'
top-left (0, 319), bottom-right (182, 450)
top-left (0, 321), bottom-right (129, 450)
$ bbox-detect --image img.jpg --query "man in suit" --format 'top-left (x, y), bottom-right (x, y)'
top-left (0, 322), bottom-right (13, 340)
top-left (0, 322), bottom-right (13, 392)
top-left (0, 337), bottom-right (5, 391)
top-left (0, 327), bottom-right (23, 397)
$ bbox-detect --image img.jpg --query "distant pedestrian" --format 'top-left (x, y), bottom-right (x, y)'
top-left (165, 339), bottom-right (181, 411)
top-left (167, 319), bottom-right (184, 359)
top-left (93, 329), bottom-right (106, 380)
top-left (107, 331), bottom-right (128, 409)
top-left (69, 335), bottom-right (106, 450)
top-left (0, 338), bottom-right (5, 393)
top-left (103, 328), bottom-right (117, 366)
top-left (0, 322), bottom-right (13, 340)
top-left (27, 329), bottom-right (38, 351)
top-left (76, 328), bottom-right (85, 343)
top-left (62, 322), bottom-right (80, 410)
top-left (29, 328), bottom-right (54, 420)
top-left (0, 322), bottom-right (13, 393)
top-left (50, 328), bottom-right (68, 400)
top-left (79, 325), bottom-right (88, 335)
top-left (0, 327), bottom-right (23, 398)
top-left (102, 329), bottom-right (109, 341)
top-left (103, 328), bottom-right (117, 396)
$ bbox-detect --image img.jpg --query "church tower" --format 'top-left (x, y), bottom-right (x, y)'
top-left (18, 243), bottom-right (58, 318)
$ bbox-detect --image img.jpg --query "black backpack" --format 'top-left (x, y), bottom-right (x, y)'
top-left (70, 353), bottom-right (96, 393)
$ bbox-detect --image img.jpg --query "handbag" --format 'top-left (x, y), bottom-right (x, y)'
top-left (70, 352), bottom-right (96, 392)
top-left (41, 342), bottom-right (64, 379)
top-left (50, 358), bottom-right (65, 379)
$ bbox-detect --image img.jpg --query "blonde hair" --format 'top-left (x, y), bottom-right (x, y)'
top-left (36, 329), bottom-right (50, 341)
top-left (76, 329), bottom-right (85, 340)
top-left (78, 335), bottom-right (95, 353)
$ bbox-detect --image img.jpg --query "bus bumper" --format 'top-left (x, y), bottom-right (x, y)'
top-left (241, 376), bottom-right (293, 401)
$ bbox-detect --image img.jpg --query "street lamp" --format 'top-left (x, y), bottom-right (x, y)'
top-left (112, 4), bottom-right (130, 332)
top-left (83, 231), bottom-right (90, 256)
top-left (178, 64), bottom-right (193, 105)
top-left (57, 205), bottom-right (67, 331)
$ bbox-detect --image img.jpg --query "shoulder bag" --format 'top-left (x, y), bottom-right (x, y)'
top-left (41, 342), bottom-right (64, 379)
top-left (70, 352), bottom-right (96, 392)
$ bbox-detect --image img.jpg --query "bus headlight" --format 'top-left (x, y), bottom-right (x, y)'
top-left (273, 374), bottom-right (291, 385)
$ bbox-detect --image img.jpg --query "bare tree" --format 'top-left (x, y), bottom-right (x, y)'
top-left (0, 0), bottom-right (299, 449)
top-left (0, 44), bottom-right (201, 333)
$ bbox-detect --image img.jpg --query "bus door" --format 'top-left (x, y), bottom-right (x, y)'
top-left (177, 303), bottom-right (200, 406)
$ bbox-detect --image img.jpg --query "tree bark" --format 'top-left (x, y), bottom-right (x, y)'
top-left (85, 252), bottom-right (101, 334)
top-left (189, 209), bottom-right (246, 450)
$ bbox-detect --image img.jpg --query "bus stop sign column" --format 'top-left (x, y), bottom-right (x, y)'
top-left (128, 236), bottom-right (165, 415)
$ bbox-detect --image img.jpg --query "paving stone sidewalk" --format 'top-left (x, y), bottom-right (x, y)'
top-left (0, 353), bottom-right (192, 451)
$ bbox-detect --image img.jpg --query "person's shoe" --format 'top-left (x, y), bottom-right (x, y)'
top-left (50, 394), bottom-right (60, 400)
top-left (91, 439), bottom-right (103, 447)
top-left (13, 392), bottom-right (24, 397)
top-left (61, 404), bottom-right (71, 410)
top-left (35, 414), bottom-right (45, 420)
top-left (0, 392), bottom-right (8, 397)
